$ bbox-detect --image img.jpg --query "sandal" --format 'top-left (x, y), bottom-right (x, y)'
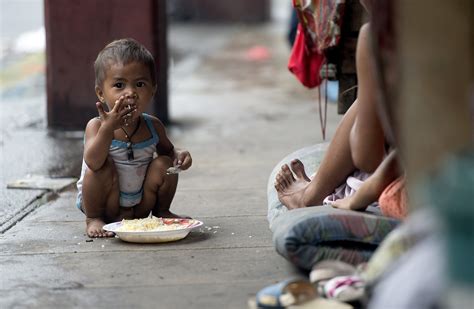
top-left (309, 260), bottom-right (365, 303)
top-left (320, 275), bottom-right (365, 303)
top-left (309, 260), bottom-right (356, 285)
top-left (251, 278), bottom-right (317, 308)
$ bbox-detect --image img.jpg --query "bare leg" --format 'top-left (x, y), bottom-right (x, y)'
top-left (81, 158), bottom-right (120, 238)
top-left (275, 103), bottom-right (359, 208)
top-left (134, 156), bottom-right (187, 219)
top-left (275, 23), bottom-right (386, 209)
top-left (349, 23), bottom-right (385, 172)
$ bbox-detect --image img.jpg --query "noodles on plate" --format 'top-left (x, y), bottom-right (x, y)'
top-left (117, 216), bottom-right (194, 232)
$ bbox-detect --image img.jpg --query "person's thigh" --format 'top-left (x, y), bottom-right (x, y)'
top-left (350, 23), bottom-right (386, 173)
top-left (135, 156), bottom-right (176, 217)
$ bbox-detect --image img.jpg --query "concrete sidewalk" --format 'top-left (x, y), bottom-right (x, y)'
top-left (0, 23), bottom-right (342, 308)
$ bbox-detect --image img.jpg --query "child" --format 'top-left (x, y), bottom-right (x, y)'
top-left (76, 38), bottom-right (192, 238)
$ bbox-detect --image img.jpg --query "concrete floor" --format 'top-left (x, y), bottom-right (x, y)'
top-left (0, 22), bottom-right (343, 308)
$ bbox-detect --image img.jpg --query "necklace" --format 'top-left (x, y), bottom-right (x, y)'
top-left (120, 116), bottom-right (141, 161)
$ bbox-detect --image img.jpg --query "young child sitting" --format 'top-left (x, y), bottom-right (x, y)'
top-left (76, 38), bottom-right (192, 238)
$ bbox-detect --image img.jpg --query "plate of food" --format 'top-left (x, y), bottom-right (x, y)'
top-left (103, 216), bottom-right (203, 243)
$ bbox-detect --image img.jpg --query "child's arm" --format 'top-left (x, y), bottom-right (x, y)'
top-left (152, 117), bottom-right (192, 170)
top-left (331, 150), bottom-right (400, 211)
top-left (83, 99), bottom-right (129, 171)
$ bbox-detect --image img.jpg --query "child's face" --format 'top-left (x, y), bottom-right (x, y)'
top-left (96, 61), bottom-right (156, 119)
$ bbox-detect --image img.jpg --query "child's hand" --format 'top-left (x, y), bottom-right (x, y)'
top-left (96, 96), bottom-right (137, 131)
top-left (174, 150), bottom-right (192, 171)
top-left (330, 196), bottom-right (354, 210)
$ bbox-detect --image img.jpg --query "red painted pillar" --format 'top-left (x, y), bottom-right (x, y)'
top-left (44, 0), bottom-right (168, 130)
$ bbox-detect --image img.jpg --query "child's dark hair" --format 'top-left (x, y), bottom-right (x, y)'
top-left (94, 38), bottom-right (156, 87)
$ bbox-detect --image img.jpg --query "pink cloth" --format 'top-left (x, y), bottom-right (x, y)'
top-left (323, 170), bottom-right (371, 205)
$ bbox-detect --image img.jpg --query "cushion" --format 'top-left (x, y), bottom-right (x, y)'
top-left (267, 144), bottom-right (400, 270)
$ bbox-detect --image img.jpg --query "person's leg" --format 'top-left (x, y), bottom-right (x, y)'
top-left (275, 24), bottom-right (386, 208)
top-left (81, 157), bottom-right (120, 237)
top-left (134, 156), bottom-right (182, 219)
top-left (275, 101), bottom-right (359, 208)
top-left (349, 23), bottom-right (385, 173)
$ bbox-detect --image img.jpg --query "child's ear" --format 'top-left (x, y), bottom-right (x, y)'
top-left (152, 84), bottom-right (157, 97)
top-left (95, 86), bottom-right (105, 103)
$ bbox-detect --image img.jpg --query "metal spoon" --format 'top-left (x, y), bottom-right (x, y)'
top-left (166, 166), bottom-right (182, 175)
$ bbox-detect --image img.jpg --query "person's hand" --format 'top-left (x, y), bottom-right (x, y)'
top-left (96, 95), bottom-right (137, 131)
top-left (330, 196), bottom-right (355, 210)
top-left (174, 150), bottom-right (192, 170)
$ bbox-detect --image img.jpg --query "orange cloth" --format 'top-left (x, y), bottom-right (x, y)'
top-left (378, 176), bottom-right (408, 220)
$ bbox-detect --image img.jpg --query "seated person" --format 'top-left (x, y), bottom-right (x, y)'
top-left (275, 20), bottom-right (398, 213)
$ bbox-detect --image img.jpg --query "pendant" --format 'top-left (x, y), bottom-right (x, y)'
top-left (127, 143), bottom-right (134, 161)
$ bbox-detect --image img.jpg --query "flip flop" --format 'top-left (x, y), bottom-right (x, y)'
top-left (320, 275), bottom-right (365, 303)
top-left (252, 277), bottom-right (317, 308)
top-left (309, 260), bottom-right (356, 285)
top-left (289, 298), bottom-right (354, 309)
top-left (309, 260), bottom-right (366, 303)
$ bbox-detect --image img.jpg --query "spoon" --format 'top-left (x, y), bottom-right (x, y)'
top-left (166, 165), bottom-right (182, 175)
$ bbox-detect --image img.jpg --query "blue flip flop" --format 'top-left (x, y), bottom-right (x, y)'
top-left (255, 277), bottom-right (317, 308)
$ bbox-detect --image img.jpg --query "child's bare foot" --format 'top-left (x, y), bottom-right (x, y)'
top-left (274, 161), bottom-right (311, 210)
top-left (86, 218), bottom-right (114, 238)
top-left (156, 209), bottom-right (192, 219)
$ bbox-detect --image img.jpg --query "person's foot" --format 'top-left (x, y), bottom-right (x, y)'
top-left (156, 209), bottom-right (192, 219)
top-left (86, 218), bottom-right (114, 238)
top-left (290, 159), bottom-right (311, 182)
top-left (274, 160), bottom-right (311, 209)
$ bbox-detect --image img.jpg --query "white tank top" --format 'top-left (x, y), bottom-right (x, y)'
top-left (76, 113), bottom-right (159, 207)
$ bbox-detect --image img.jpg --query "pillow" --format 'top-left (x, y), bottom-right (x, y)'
top-left (272, 205), bottom-right (399, 270)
